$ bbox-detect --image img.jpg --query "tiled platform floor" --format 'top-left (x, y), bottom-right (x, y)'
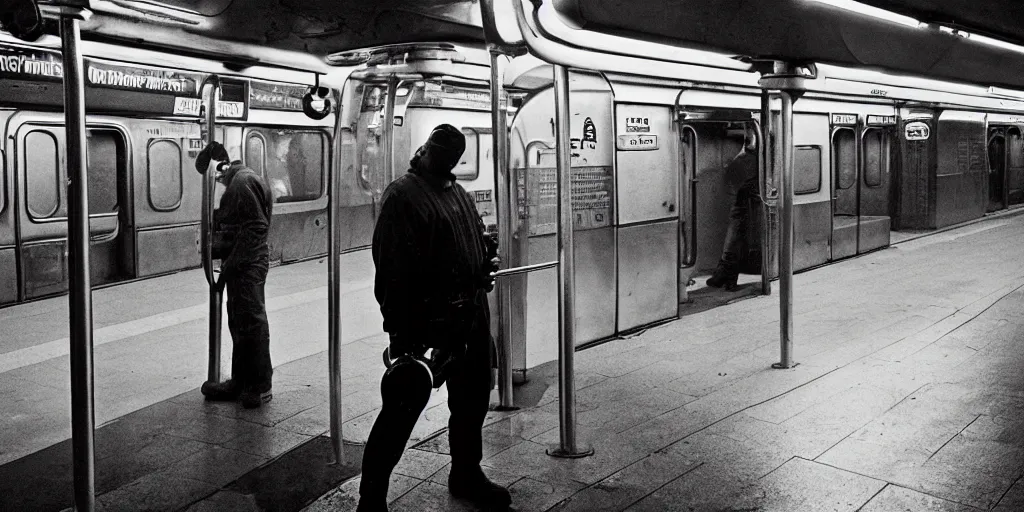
top-left (2, 209), bottom-right (1024, 511)
top-left (305, 213), bottom-right (1024, 511)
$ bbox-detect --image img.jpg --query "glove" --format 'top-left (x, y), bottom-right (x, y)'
top-left (388, 334), bottom-right (427, 359)
top-left (483, 256), bottom-right (500, 292)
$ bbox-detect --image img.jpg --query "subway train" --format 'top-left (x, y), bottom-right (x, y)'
top-left (326, 43), bottom-right (1024, 373)
top-left (5, 35), bottom-right (1024, 349)
top-left (0, 34), bottom-right (339, 306)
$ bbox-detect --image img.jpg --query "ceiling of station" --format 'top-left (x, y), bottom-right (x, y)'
top-left (49, 0), bottom-right (1024, 89)
top-left (551, 0), bottom-right (1024, 89)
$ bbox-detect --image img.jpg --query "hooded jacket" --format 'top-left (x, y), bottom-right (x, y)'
top-left (214, 163), bottom-right (274, 275)
top-left (371, 170), bottom-right (489, 347)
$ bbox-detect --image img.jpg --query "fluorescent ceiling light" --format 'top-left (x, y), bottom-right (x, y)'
top-left (806, 0), bottom-right (922, 28)
top-left (968, 33), bottom-right (1024, 55)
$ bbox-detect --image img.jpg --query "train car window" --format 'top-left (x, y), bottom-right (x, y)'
top-left (245, 134), bottom-right (267, 177)
top-left (87, 130), bottom-right (122, 214)
top-left (25, 130), bottom-right (61, 219)
top-left (147, 140), bottom-right (183, 211)
top-left (832, 128), bottom-right (857, 190)
top-left (259, 129), bottom-right (325, 203)
top-left (453, 129), bottom-right (479, 180)
top-left (863, 129), bottom-right (888, 188)
top-left (794, 145), bottom-right (822, 195)
top-left (1009, 128), bottom-right (1024, 168)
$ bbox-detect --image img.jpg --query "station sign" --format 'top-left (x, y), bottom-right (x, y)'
top-left (0, 45), bottom-right (63, 81)
top-left (867, 115), bottom-right (897, 126)
top-left (617, 134), bottom-right (659, 151)
top-left (410, 82), bottom-right (490, 111)
top-left (831, 113), bottom-right (858, 125)
top-left (250, 81), bottom-right (309, 112)
top-left (905, 121), bottom-right (931, 141)
top-left (172, 97), bottom-right (246, 119)
top-left (625, 116), bottom-right (650, 133)
top-left (87, 60), bottom-right (201, 95)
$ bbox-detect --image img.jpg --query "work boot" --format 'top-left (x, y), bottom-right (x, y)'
top-left (201, 379), bottom-right (241, 401)
top-left (449, 466), bottom-right (512, 509)
top-left (240, 386), bottom-right (272, 409)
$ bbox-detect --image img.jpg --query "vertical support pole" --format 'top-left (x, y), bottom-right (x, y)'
top-left (61, 12), bottom-right (95, 512)
top-left (772, 91), bottom-right (795, 369)
top-left (547, 65), bottom-right (592, 459)
top-left (200, 78), bottom-right (222, 385)
top-left (489, 49), bottom-right (517, 410)
top-left (328, 88), bottom-right (348, 467)
top-left (381, 76), bottom-right (398, 183)
top-left (759, 91), bottom-right (772, 296)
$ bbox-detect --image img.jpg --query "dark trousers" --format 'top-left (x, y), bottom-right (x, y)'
top-left (359, 319), bottom-right (493, 501)
top-left (718, 186), bottom-right (758, 276)
top-left (226, 261), bottom-right (273, 392)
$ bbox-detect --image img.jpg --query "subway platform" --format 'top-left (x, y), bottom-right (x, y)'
top-left (3, 211), bottom-right (1024, 511)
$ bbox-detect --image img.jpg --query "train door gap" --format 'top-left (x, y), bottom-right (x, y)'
top-left (678, 115), bottom-right (763, 308)
top-left (87, 128), bottom-right (135, 286)
top-left (988, 127), bottom-right (1007, 213)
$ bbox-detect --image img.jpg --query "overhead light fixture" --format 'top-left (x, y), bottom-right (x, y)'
top-left (806, 0), bottom-right (922, 28)
top-left (988, 86), bottom-right (1024, 100)
top-left (967, 32), bottom-right (1024, 55)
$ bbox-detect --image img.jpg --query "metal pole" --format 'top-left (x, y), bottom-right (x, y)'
top-left (381, 76), bottom-right (398, 183)
top-left (759, 91), bottom-right (772, 296)
top-left (547, 65), bottom-right (592, 459)
top-left (328, 87), bottom-right (349, 467)
top-left (61, 12), bottom-right (96, 512)
top-left (773, 91), bottom-right (795, 369)
top-left (489, 49), bottom-right (517, 410)
top-left (200, 78), bottom-right (223, 384)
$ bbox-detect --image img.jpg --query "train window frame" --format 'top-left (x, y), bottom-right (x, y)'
top-left (25, 130), bottom-right (62, 220)
top-left (86, 129), bottom-right (124, 216)
top-left (244, 132), bottom-right (268, 178)
top-left (147, 139), bottom-right (184, 212)
top-left (862, 128), bottom-right (889, 188)
top-left (453, 128), bottom-right (481, 181)
top-left (831, 127), bottom-right (857, 191)
top-left (245, 127), bottom-right (328, 204)
top-left (794, 145), bottom-right (822, 195)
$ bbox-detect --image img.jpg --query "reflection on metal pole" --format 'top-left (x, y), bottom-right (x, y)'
top-left (489, 49), bottom-right (517, 411)
top-left (547, 65), bottom-right (593, 459)
top-left (381, 75), bottom-right (398, 183)
top-left (60, 7), bottom-right (95, 511)
top-left (200, 77), bottom-right (224, 385)
top-left (774, 91), bottom-right (795, 369)
top-left (328, 86), bottom-right (350, 467)
top-left (759, 91), bottom-right (772, 296)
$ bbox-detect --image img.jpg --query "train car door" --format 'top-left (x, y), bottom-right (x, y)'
top-left (987, 126), bottom-right (1007, 212)
top-left (676, 108), bottom-right (762, 287)
top-left (1006, 125), bottom-right (1024, 206)
top-left (11, 113), bottom-right (132, 299)
top-left (858, 115), bottom-right (896, 254)
top-left (894, 111), bottom-right (935, 230)
top-left (829, 113), bottom-right (859, 260)
top-left (0, 112), bottom-right (15, 305)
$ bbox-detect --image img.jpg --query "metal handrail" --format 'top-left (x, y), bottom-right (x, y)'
top-left (493, 260), bottom-right (559, 278)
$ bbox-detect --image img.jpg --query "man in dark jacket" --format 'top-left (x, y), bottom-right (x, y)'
top-left (196, 142), bottom-right (275, 409)
top-left (357, 125), bottom-right (509, 512)
top-left (708, 127), bottom-right (760, 290)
